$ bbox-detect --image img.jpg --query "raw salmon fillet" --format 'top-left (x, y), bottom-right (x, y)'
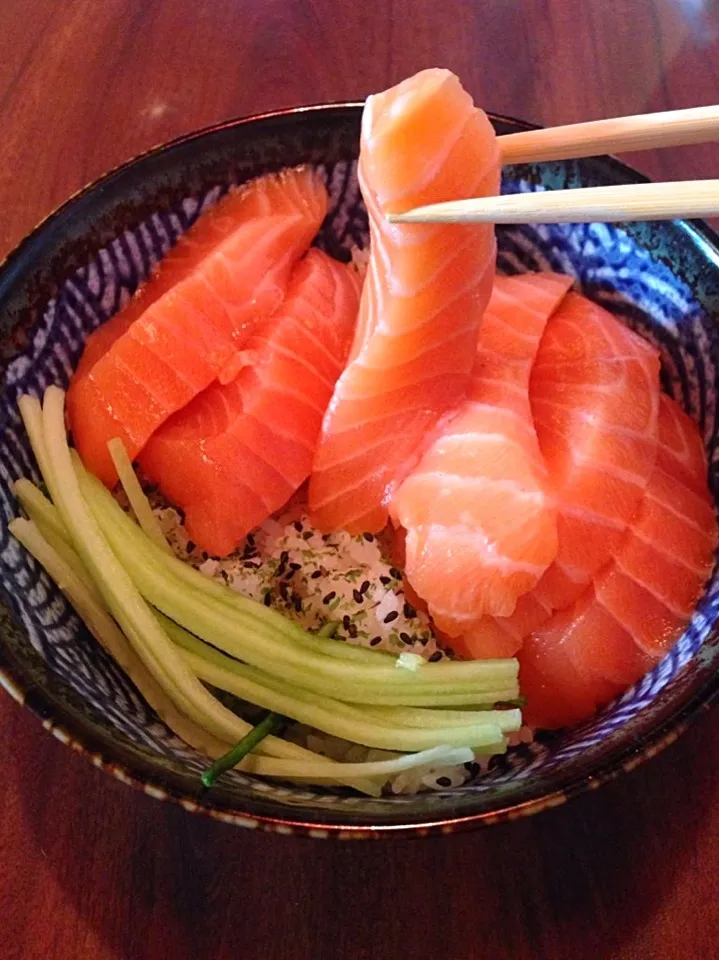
top-left (67, 167), bottom-right (328, 485)
top-left (308, 68), bottom-right (500, 533)
top-left (139, 249), bottom-right (361, 557)
top-left (465, 292), bottom-right (662, 649)
top-left (391, 272), bottom-right (572, 635)
top-left (519, 394), bottom-right (717, 729)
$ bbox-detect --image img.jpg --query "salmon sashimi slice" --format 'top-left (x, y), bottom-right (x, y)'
top-left (139, 249), bottom-right (361, 557)
top-left (464, 292), bottom-right (662, 648)
top-left (308, 68), bottom-right (500, 533)
top-left (391, 272), bottom-right (572, 635)
top-left (74, 168), bottom-right (328, 380)
top-left (529, 293), bottom-right (661, 610)
top-left (67, 167), bottom-right (328, 486)
top-left (519, 394), bottom-right (717, 729)
top-left (451, 591), bottom-right (554, 660)
top-left (654, 389), bottom-right (709, 496)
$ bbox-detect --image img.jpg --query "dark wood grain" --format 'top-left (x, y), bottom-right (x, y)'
top-left (2, 1), bottom-right (719, 957)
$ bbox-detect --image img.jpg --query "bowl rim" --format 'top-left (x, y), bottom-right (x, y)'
top-left (2, 101), bottom-right (719, 839)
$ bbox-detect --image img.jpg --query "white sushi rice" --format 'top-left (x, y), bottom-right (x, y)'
top-left (147, 490), bottom-right (498, 793)
top-left (350, 244), bottom-right (370, 278)
top-left (155, 494), bottom-right (445, 660)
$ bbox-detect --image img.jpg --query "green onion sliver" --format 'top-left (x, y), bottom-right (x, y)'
top-left (201, 712), bottom-right (282, 788)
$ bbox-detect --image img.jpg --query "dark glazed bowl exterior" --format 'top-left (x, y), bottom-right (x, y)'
top-left (1, 104), bottom-right (719, 838)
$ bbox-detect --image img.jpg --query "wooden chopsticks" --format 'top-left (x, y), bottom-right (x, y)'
top-left (498, 105), bottom-right (719, 164)
top-left (387, 106), bottom-right (719, 225)
top-left (388, 180), bottom-right (719, 225)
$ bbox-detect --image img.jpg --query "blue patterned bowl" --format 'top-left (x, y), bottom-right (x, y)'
top-left (2, 106), bottom-right (719, 838)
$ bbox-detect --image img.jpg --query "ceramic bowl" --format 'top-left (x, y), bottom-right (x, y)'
top-left (2, 105), bottom-right (719, 838)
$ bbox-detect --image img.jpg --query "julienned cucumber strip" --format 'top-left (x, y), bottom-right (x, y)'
top-left (14, 477), bottom-right (104, 605)
top-left (180, 641), bottom-right (510, 751)
top-left (78, 464), bottom-right (519, 695)
top-left (360, 704), bottom-right (522, 731)
top-left (238, 745), bottom-right (476, 780)
top-left (164, 616), bottom-right (520, 736)
top-left (8, 517), bottom-right (233, 760)
top-left (17, 396), bottom-right (58, 504)
top-left (107, 437), bottom-right (173, 555)
top-left (14, 477), bottom-right (67, 542)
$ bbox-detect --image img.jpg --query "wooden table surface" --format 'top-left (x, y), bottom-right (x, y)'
top-left (2, 1), bottom-right (719, 957)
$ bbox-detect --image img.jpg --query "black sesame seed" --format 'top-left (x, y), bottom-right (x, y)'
top-left (342, 614), bottom-right (351, 629)
top-left (201, 551), bottom-right (209, 561)
top-left (263, 593), bottom-right (272, 607)
top-left (383, 610), bottom-right (399, 624)
top-left (310, 569), bottom-right (323, 579)
top-left (370, 636), bottom-right (382, 646)
top-left (302, 530), bottom-right (313, 540)
top-left (363, 532), bottom-right (374, 542)
top-left (294, 596), bottom-right (303, 613)
top-left (436, 776), bottom-right (452, 788)
top-left (294, 520), bottom-right (303, 532)
top-left (280, 551), bottom-right (289, 564)
top-left (243, 561), bottom-right (259, 569)
top-left (399, 631), bottom-right (412, 643)
top-left (279, 582), bottom-right (290, 601)
top-left (247, 533), bottom-right (256, 546)
top-left (289, 562), bottom-right (301, 571)
top-left (389, 567), bottom-right (402, 580)
top-left (323, 591), bottom-right (337, 605)
top-left (352, 589), bottom-right (364, 603)
top-left (284, 568), bottom-right (297, 580)
top-left (348, 624), bottom-right (358, 639)
top-left (379, 576), bottom-right (391, 586)
top-left (360, 580), bottom-right (370, 595)
top-left (429, 651), bottom-right (442, 662)
top-left (403, 602), bottom-right (417, 619)
top-left (186, 541), bottom-right (196, 553)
